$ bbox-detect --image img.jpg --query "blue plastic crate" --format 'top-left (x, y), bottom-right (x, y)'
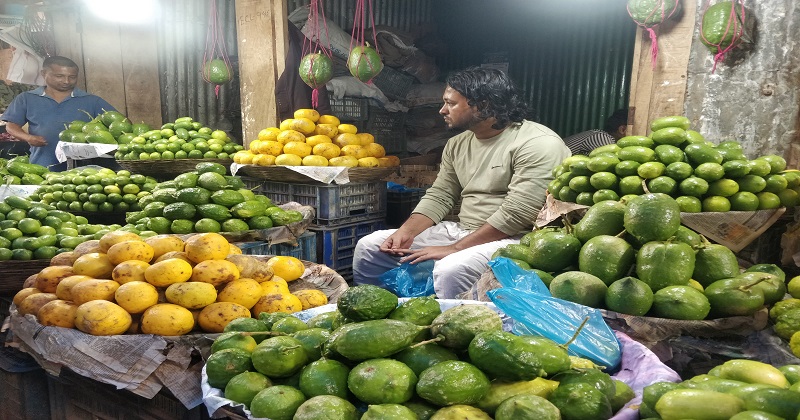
top-left (311, 218), bottom-right (386, 272)
top-left (257, 181), bottom-right (387, 225)
top-left (235, 231), bottom-right (317, 262)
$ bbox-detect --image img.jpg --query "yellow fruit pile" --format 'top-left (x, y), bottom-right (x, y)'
top-left (12, 231), bottom-right (328, 336)
top-left (232, 109), bottom-right (401, 168)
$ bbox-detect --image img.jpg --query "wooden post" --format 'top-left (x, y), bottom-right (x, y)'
top-left (234, 0), bottom-right (289, 147)
top-left (79, 7), bottom-right (126, 113)
top-left (628, 0), bottom-right (697, 136)
top-left (119, 23), bottom-right (162, 127)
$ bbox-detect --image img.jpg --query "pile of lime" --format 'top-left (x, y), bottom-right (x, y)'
top-left (206, 290), bottom-right (634, 420)
top-left (30, 167), bottom-right (156, 214)
top-left (121, 162), bottom-right (303, 235)
top-left (0, 195), bottom-right (110, 260)
top-left (115, 116), bottom-right (244, 161)
top-left (550, 115), bottom-right (798, 212)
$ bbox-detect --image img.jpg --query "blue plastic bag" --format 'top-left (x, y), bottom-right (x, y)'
top-left (379, 260), bottom-right (436, 297)
top-left (487, 287), bottom-right (622, 370)
top-left (488, 257), bottom-right (550, 295)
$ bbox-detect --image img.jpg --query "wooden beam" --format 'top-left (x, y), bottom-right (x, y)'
top-left (234, 0), bottom-right (289, 146)
top-left (628, 0), bottom-right (697, 136)
top-left (78, 7), bottom-right (126, 113)
top-left (119, 22), bottom-right (162, 127)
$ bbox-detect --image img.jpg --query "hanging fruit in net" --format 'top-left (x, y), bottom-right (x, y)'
top-left (347, 43), bottom-right (383, 83)
top-left (627, 0), bottom-right (682, 69)
top-left (204, 58), bottom-right (232, 85)
top-left (300, 0), bottom-right (334, 108)
top-left (700, 1), bottom-right (752, 73)
top-left (347, 0), bottom-right (383, 83)
top-left (202, 0), bottom-right (233, 97)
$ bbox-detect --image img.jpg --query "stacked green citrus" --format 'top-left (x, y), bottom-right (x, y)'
top-left (114, 116), bottom-right (244, 161)
top-left (31, 167), bottom-right (155, 214)
top-left (549, 115), bottom-right (798, 211)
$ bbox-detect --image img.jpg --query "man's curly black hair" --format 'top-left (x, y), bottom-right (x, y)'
top-left (445, 67), bottom-right (529, 130)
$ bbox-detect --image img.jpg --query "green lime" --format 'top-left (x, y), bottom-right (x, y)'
top-left (195, 218), bottom-right (221, 233)
top-left (17, 218), bottom-right (42, 235)
top-left (778, 189), bottom-right (800, 207)
top-left (748, 159), bottom-right (773, 177)
top-left (0, 248), bottom-right (12, 260)
top-left (760, 154), bottom-right (788, 174)
top-left (757, 192), bottom-right (782, 209)
top-left (252, 336), bottom-right (309, 378)
top-left (729, 192), bottom-right (760, 211)
top-left (617, 146), bottom-right (655, 164)
top-left (654, 144), bottom-right (685, 165)
top-left (147, 217), bottom-right (171, 234)
top-left (763, 174), bottom-right (789, 193)
top-left (784, 171), bottom-right (800, 188)
top-left (558, 186), bottom-right (579, 203)
top-left (6, 208), bottom-right (26, 221)
top-left (26, 206), bottom-right (49, 220)
top-left (647, 176), bottom-right (678, 196)
top-left (678, 176), bottom-right (710, 198)
top-left (568, 176), bottom-right (593, 193)
top-left (637, 161), bottom-right (666, 179)
top-left (170, 219), bottom-right (195, 234)
top-left (592, 189), bottom-right (620, 203)
top-left (619, 175), bottom-right (645, 195)
top-left (702, 196), bottom-right (731, 212)
top-left (575, 192), bottom-right (595, 206)
top-left (589, 172), bottom-right (619, 190)
top-left (250, 386), bottom-right (309, 420)
top-left (587, 155), bottom-right (620, 173)
top-left (694, 162), bottom-right (726, 182)
top-left (11, 248), bottom-right (33, 260)
top-left (722, 160), bottom-right (751, 178)
top-left (737, 174), bottom-right (767, 193)
top-left (707, 178), bottom-right (740, 197)
top-left (1, 228), bottom-right (23, 241)
top-left (568, 159), bottom-right (593, 176)
top-left (224, 371), bottom-right (271, 408)
top-left (33, 246), bottom-right (58, 260)
top-left (614, 160), bottom-right (641, 177)
top-left (82, 202), bottom-right (98, 212)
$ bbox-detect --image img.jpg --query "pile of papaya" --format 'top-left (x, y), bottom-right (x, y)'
top-left (642, 359), bottom-right (800, 419)
top-left (550, 114), bottom-right (798, 211)
top-left (233, 108), bottom-right (401, 168)
top-left (120, 162), bottom-right (303, 235)
top-left (13, 230), bottom-right (327, 336)
top-left (495, 192), bottom-right (788, 321)
top-left (206, 285), bottom-right (635, 420)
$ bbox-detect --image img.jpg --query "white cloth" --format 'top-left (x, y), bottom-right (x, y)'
top-left (0, 26), bottom-right (45, 85)
top-left (352, 221), bottom-right (521, 299)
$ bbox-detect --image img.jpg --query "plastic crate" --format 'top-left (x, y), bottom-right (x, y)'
top-left (48, 369), bottom-right (208, 420)
top-left (386, 188), bottom-right (426, 228)
top-left (0, 331), bottom-right (51, 420)
top-left (257, 181), bottom-right (387, 225)
top-left (330, 97), bottom-right (371, 121)
top-left (372, 66), bottom-right (415, 100)
top-left (235, 231), bottom-right (317, 262)
top-left (311, 218), bottom-right (386, 275)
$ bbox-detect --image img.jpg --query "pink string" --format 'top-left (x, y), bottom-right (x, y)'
top-left (699, 0), bottom-right (745, 73)
top-left (627, 1), bottom-right (680, 70)
top-left (349, 0), bottom-right (381, 84)
top-left (203, 0), bottom-right (232, 97)
top-left (303, 0), bottom-right (334, 109)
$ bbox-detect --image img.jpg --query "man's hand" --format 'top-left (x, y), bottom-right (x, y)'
top-left (379, 230), bottom-right (416, 256)
top-left (396, 244), bottom-right (460, 264)
top-left (26, 135), bottom-right (47, 147)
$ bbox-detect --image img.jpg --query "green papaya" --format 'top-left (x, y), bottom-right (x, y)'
top-left (467, 330), bottom-right (546, 381)
top-left (430, 304), bottom-right (503, 350)
top-left (324, 319), bottom-right (426, 361)
top-left (475, 378), bottom-right (559, 416)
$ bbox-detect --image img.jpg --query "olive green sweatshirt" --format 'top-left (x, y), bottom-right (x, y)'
top-left (413, 120), bottom-right (570, 235)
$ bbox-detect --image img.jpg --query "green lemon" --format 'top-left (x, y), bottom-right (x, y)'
top-left (707, 178), bottom-right (740, 197)
top-left (757, 192), bottom-right (782, 209)
top-left (778, 189), bottom-right (800, 207)
top-left (194, 218), bottom-right (221, 233)
top-left (729, 191), bottom-right (760, 211)
top-left (575, 192), bottom-right (595, 206)
top-left (737, 174), bottom-right (767, 193)
top-left (619, 175), bottom-right (645, 195)
top-left (646, 176), bottom-right (678, 196)
top-left (679, 176), bottom-right (709, 198)
top-left (614, 160), bottom-right (641, 177)
top-left (748, 159), bottom-right (773, 177)
top-left (589, 172), bottom-right (619, 190)
top-left (702, 196), bottom-right (731, 212)
top-left (592, 189), bottom-right (620, 203)
top-left (722, 160), bottom-right (751, 178)
top-left (637, 161), bottom-right (666, 179)
top-left (568, 176), bottom-right (594, 193)
top-left (694, 162), bottom-right (726, 182)
top-left (763, 174), bottom-right (789, 193)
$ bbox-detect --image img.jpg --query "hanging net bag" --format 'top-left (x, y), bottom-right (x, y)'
top-left (627, 0), bottom-right (682, 69)
top-left (700, 1), bottom-right (751, 73)
top-left (347, 0), bottom-right (383, 83)
top-left (202, 0), bottom-right (233, 97)
top-left (299, 0), bottom-right (334, 109)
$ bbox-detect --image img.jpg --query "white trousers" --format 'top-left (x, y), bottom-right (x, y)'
top-left (352, 221), bottom-right (521, 299)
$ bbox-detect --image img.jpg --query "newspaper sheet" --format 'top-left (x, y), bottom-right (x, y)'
top-left (55, 142), bottom-right (118, 162)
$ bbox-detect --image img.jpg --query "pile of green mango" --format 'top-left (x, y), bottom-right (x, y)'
top-left (0, 155), bottom-right (49, 185)
top-left (205, 286), bottom-right (634, 420)
top-left (58, 109), bottom-right (135, 145)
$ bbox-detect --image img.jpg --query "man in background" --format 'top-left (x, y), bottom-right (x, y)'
top-left (562, 108), bottom-right (628, 156)
top-left (2, 55), bottom-right (115, 171)
top-left (353, 67), bottom-right (570, 299)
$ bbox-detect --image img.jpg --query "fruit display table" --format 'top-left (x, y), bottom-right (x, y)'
top-left (8, 260), bottom-right (347, 410)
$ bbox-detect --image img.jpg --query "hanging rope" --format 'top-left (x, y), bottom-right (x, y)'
top-left (699, 0), bottom-right (746, 73)
top-left (300, 0), bottom-right (334, 109)
top-left (202, 0), bottom-right (233, 98)
top-left (627, 0), bottom-right (681, 70)
top-left (347, 0), bottom-right (383, 83)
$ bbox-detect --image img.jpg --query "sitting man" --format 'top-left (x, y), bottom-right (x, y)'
top-left (352, 66), bottom-right (570, 298)
top-left (562, 108), bottom-right (629, 156)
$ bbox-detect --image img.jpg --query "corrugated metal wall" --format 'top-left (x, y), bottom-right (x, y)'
top-left (157, 0), bottom-right (634, 139)
top-left (157, 0), bottom-right (238, 131)
top-left (433, 0), bottom-right (637, 137)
